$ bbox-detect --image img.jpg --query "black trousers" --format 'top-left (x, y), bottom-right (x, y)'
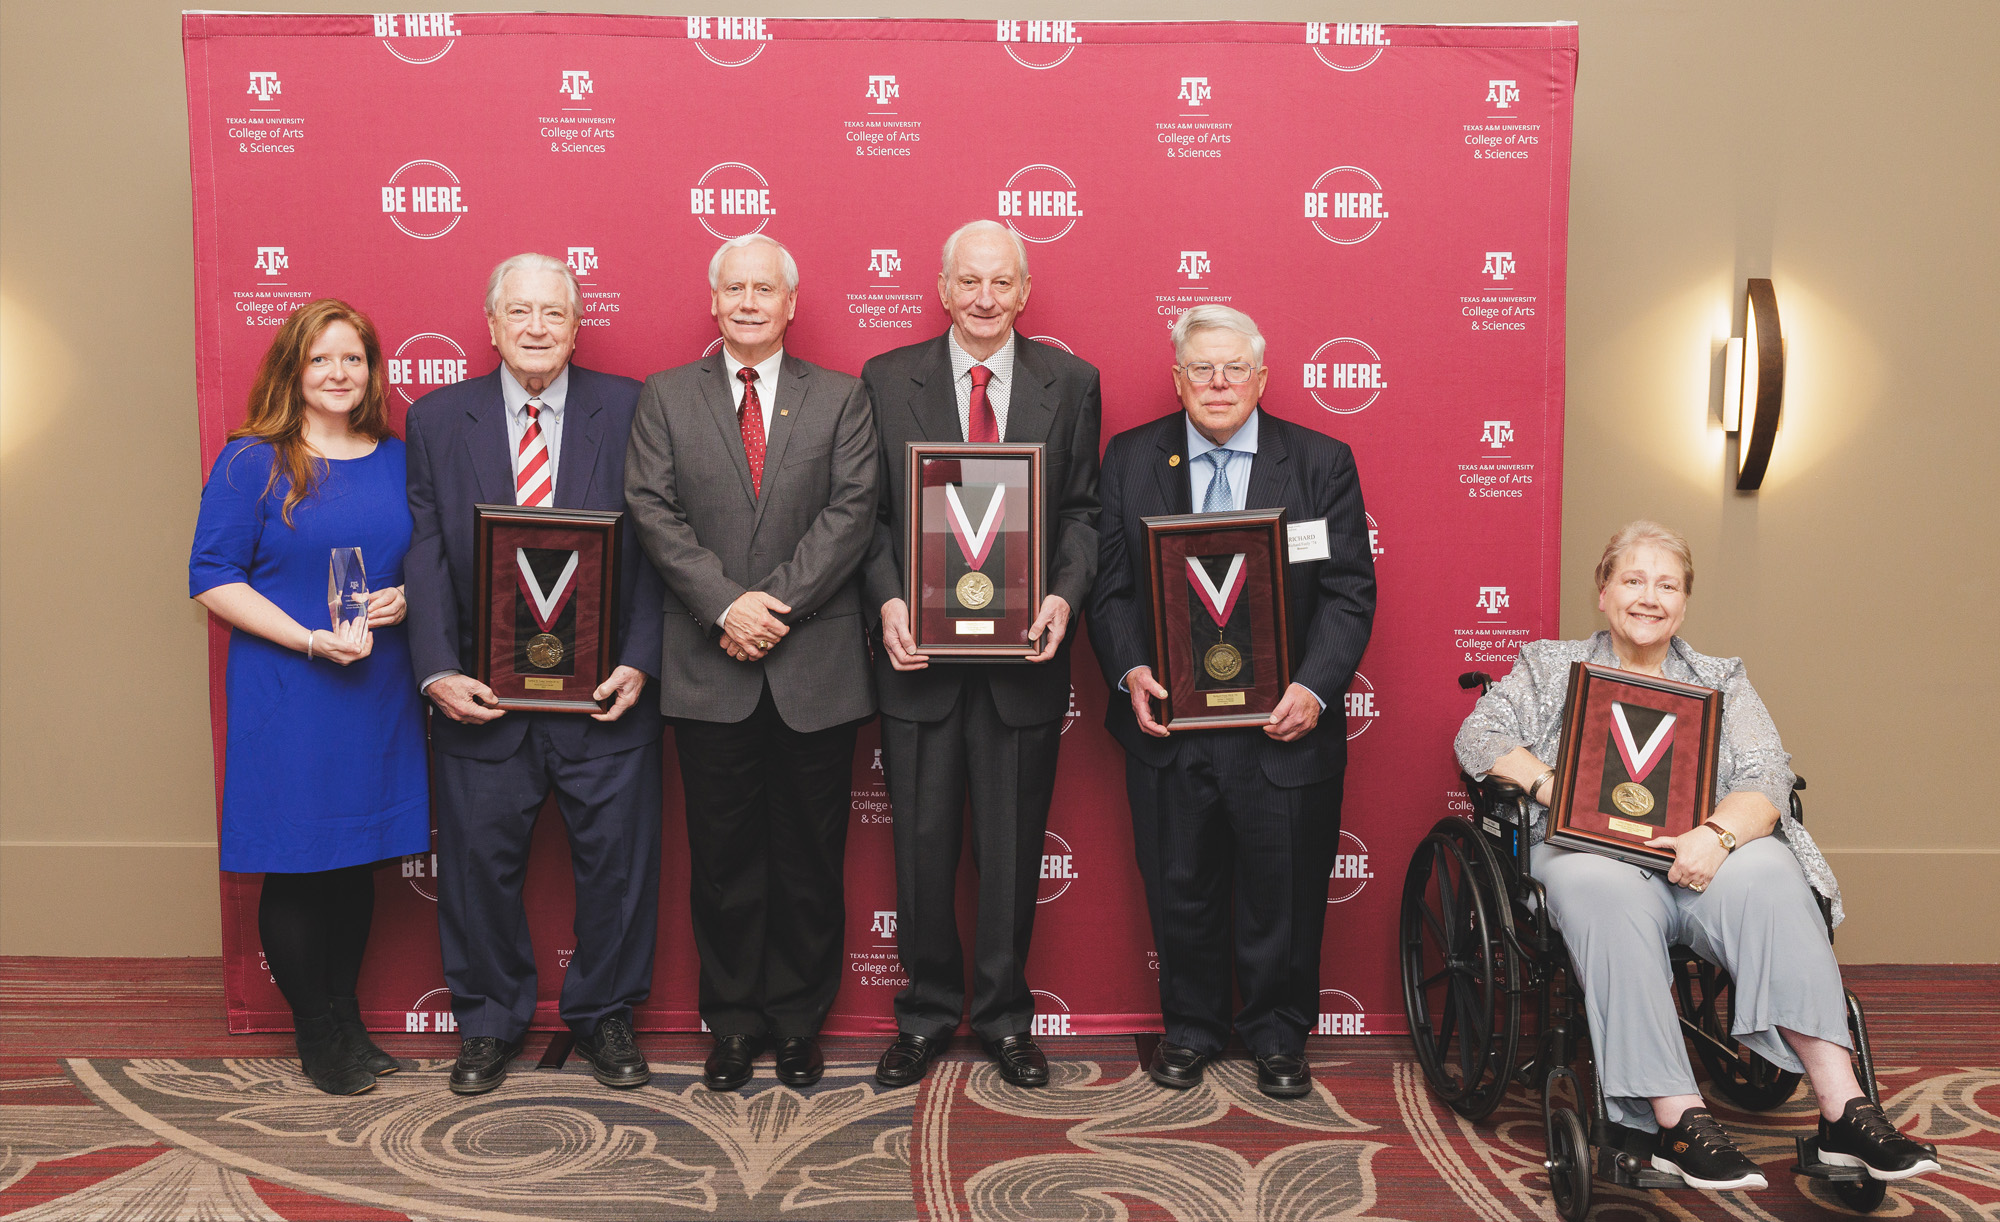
top-left (673, 683), bottom-right (860, 1038)
top-left (1126, 731), bottom-right (1342, 1057)
top-left (434, 719), bottom-right (663, 1042)
top-left (882, 671), bottom-right (1062, 1041)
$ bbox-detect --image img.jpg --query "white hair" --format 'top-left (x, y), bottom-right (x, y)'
top-left (484, 252), bottom-right (581, 317)
top-left (940, 219), bottom-right (1030, 281)
top-left (1172, 303), bottom-right (1266, 365)
top-left (707, 234), bottom-right (799, 291)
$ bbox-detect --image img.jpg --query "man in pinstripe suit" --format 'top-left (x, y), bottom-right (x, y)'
top-left (1087, 305), bottom-right (1376, 1099)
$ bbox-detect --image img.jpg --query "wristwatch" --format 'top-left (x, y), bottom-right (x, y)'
top-left (1704, 822), bottom-right (1737, 852)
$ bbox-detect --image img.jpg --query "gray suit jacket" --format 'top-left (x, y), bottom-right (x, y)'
top-left (624, 351), bottom-right (879, 733)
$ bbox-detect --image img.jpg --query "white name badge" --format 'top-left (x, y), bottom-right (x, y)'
top-left (1287, 518), bottom-right (1331, 563)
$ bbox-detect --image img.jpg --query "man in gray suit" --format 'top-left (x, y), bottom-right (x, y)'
top-left (861, 220), bottom-right (1101, 1089)
top-left (624, 235), bottom-right (879, 1092)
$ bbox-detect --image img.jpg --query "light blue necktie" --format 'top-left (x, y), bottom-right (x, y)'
top-left (1202, 449), bottom-right (1233, 513)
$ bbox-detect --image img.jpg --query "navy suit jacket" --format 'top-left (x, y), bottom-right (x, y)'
top-left (405, 364), bottom-right (665, 761)
top-left (1087, 408), bottom-right (1376, 786)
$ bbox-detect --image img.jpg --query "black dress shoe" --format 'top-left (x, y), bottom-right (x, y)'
top-left (1148, 1042), bottom-right (1209, 1090)
top-left (703, 1034), bottom-right (763, 1092)
top-left (329, 997), bottom-right (400, 1076)
top-left (1254, 1052), bottom-right (1312, 1099)
top-left (775, 1036), bottom-right (824, 1088)
top-left (981, 1032), bottom-right (1050, 1088)
top-left (574, 1016), bottom-right (650, 1089)
top-left (449, 1035), bottom-right (522, 1096)
top-left (875, 1032), bottom-right (944, 1088)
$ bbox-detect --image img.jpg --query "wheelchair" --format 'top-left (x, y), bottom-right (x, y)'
top-left (1398, 671), bottom-right (1895, 1220)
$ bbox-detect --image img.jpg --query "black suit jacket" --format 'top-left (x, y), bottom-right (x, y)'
top-left (1087, 408), bottom-right (1376, 786)
top-left (405, 364), bottom-right (665, 761)
top-left (860, 333), bottom-right (1101, 727)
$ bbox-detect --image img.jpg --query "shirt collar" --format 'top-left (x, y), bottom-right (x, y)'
top-left (722, 345), bottom-right (786, 392)
top-left (500, 364), bottom-right (569, 419)
top-left (1185, 408), bottom-right (1261, 463)
top-left (947, 328), bottom-right (1015, 385)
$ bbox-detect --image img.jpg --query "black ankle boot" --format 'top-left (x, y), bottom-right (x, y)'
top-left (294, 1010), bottom-right (376, 1095)
top-left (329, 996), bottom-right (399, 1076)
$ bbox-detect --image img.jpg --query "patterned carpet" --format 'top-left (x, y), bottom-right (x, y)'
top-left (3, 959), bottom-right (1996, 1220)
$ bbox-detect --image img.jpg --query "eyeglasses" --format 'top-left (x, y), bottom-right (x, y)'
top-left (1177, 362), bottom-right (1259, 384)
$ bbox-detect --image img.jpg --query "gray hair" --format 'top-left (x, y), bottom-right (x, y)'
top-left (1172, 303), bottom-right (1267, 365)
top-left (707, 234), bottom-right (799, 291)
top-left (1594, 520), bottom-right (1695, 595)
top-left (941, 219), bottom-right (1030, 281)
top-left (484, 252), bottom-right (582, 318)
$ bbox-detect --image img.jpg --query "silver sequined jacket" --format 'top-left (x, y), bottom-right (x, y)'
top-left (1453, 631), bottom-right (1842, 925)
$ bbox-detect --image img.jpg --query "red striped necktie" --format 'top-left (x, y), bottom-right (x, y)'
top-left (515, 398), bottom-right (554, 507)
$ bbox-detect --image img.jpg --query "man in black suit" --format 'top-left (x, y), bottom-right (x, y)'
top-left (624, 235), bottom-right (878, 1092)
top-left (405, 253), bottom-right (665, 1095)
top-left (860, 220), bottom-right (1101, 1088)
top-left (1087, 304), bottom-right (1375, 1098)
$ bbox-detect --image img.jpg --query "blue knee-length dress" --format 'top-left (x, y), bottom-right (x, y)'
top-left (190, 438), bottom-right (430, 873)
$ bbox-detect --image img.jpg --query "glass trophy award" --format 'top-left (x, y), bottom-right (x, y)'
top-left (328, 547), bottom-right (369, 629)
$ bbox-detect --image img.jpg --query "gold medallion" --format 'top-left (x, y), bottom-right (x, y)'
top-left (525, 633), bottom-right (565, 669)
top-left (1203, 641), bottom-right (1243, 682)
top-left (1611, 781), bottom-right (1655, 818)
top-left (955, 570), bottom-right (995, 611)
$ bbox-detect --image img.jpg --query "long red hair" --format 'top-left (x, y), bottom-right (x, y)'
top-left (228, 299), bottom-right (395, 525)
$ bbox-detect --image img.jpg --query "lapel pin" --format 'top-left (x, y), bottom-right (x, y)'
top-left (780, 409), bottom-right (789, 416)
top-left (1169, 454), bottom-right (1182, 467)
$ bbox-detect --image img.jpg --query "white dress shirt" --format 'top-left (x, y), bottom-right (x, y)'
top-left (1186, 408), bottom-right (1259, 512)
top-left (946, 329), bottom-right (1016, 440)
top-left (501, 363), bottom-right (568, 503)
top-left (722, 345), bottom-right (785, 435)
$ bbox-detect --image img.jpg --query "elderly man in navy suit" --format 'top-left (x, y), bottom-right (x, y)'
top-left (1088, 304), bottom-right (1375, 1099)
top-left (405, 252), bottom-right (665, 1096)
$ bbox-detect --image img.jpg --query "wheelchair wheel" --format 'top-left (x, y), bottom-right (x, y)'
top-left (1833, 1175), bottom-right (1888, 1212)
top-left (1673, 956), bottom-right (1802, 1110)
top-left (1545, 1106), bottom-right (1592, 1222)
top-left (1400, 826), bottom-right (1516, 1120)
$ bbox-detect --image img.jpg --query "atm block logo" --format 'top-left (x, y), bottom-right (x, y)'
top-left (246, 71), bottom-right (281, 102)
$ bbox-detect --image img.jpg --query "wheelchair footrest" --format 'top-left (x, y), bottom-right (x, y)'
top-left (1792, 1135), bottom-right (1870, 1183)
top-left (1598, 1146), bottom-right (1686, 1190)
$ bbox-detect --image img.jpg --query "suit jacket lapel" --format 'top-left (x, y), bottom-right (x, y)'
top-left (700, 356), bottom-right (758, 507)
top-left (553, 370), bottom-right (601, 510)
top-left (1244, 412), bottom-right (1294, 513)
top-left (463, 371), bottom-right (516, 506)
top-left (1153, 413), bottom-right (1194, 515)
top-left (1004, 336), bottom-right (1057, 443)
top-left (904, 335), bottom-right (960, 442)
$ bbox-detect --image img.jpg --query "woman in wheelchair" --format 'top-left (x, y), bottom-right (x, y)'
top-left (1453, 521), bottom-right (1936, 1192)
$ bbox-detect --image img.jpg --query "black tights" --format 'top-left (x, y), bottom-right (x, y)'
top-left (258, 864), bottom-right (376, 1021)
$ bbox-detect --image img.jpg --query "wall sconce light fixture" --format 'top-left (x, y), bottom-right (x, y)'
top-left (1721, 278), bottom-right (1784, 490)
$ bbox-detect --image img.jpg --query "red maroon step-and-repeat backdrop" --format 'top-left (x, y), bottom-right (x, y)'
top-left (184, 13), bottom-right (1576, 1036)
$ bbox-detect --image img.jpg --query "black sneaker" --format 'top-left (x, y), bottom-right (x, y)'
top-left (1817, 1098), bottom-right (1940, 1181)
top-left (1651, 1107), bottom-right (1768, 1190)
top-left (574, 1016), bottom-right (651, 1089)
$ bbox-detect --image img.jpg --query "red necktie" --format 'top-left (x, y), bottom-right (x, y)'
top-left (967, 364), bottom-right (998, 443)
top-left (515, 399), bottom-right (553, 507)
top-left (737, 366), bottom-right (767, 497)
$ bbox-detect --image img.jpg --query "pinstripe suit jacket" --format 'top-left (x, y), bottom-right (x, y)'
top-left (1087, 408), bottom-right (1376, 785)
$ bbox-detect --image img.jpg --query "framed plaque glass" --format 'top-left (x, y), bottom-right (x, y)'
top-left (906, 443), bottom-right (1044, 659)
top-left (1546, 662), bottom-right (1723, 869)
top-left (473, 504), bottom-right (622, 713)
top-left (1141, 508), bottom-right (1291, 730)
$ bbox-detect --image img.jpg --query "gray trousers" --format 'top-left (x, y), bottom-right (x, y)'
top-left (1532, 836), bottom-right (1849, 1131)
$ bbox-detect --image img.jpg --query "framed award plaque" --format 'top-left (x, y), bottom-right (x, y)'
top-left (1141, 509), bottom-right (1292, 731)
top-left (1546, 662), bottom-right (1724, 869)
top-left (472, 504), bottom-right (622, 713)
top-left (906, 442), bottom-right (1044, 659)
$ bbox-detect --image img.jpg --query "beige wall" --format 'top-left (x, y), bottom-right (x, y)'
top-left (3, 1), bottom-right (1995, 961)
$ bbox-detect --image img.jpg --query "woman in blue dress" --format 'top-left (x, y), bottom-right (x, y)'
top-left (190, 299), bottom-right (430, 1095)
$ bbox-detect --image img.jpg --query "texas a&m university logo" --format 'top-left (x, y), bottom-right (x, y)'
top-left (560, 70), bottom-right (592, 102)
top-left (381, 160), bottom-right (467, 240)
top-left (868, 249), bottom-right (901, 279)
top-left (246, 71), bottom-right (281, 103)
top-left (567, 246), bottom-right (599, 279)
top-left (1487, 79), bottom-right (1521, 109)
top-left (999, 164), bottom-right (1082, 244)
top-left (1481, 419), bottom-right (1515, 449)
top-left (689, 162), bottom-right (777, 240)
top-left (1177, 76), bottom-right (1212, 106)
top-left (1483, 251), bottom-right (1517, 281)
top-left (1306, 22), bottom-right (1390, 73)
top-left (1476, 585), bottom-right (1510, 615)
top-left (1304, 338), bottom-right (1387, 414)
top-left (870, 910), bottom-right (898, 939)
top-left (253, 246), bottom-right (288, 277)
top-left (1178, 250), bottom-right (1211, 281)
top-left (865, 74), bottom-right (899, 105)
top-left (1304, 167), bottom-right (1388, 244)
top-left (687, 16), bottom-right (770, 68)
